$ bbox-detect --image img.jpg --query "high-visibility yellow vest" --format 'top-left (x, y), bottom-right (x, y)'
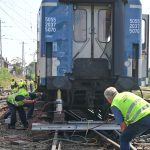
top-left (18, 88), bottom-right (29, 97)
top-left (18, 81), bottom-right (24, 88)
top-left (111, 92), bottom-right (150, 125)
top-left (7, 93), bottom-right (24, 106)
top-left (11, 81), bottom-right (15, 87)
top-left (11, 81), bottom-right (18, 93)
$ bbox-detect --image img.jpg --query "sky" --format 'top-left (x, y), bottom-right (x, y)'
top-left (0, 0), bottom-right (149, 66)
top-left (0, 0), bottom-right (42, 65)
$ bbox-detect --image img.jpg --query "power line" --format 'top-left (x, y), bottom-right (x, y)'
top-left (0, 0), bottom-right (41, 64)
top-left (0, 0), bottom-right (40, 39)
top-left (7, 0), bottom-right (36, 14)
top-left (1, 1), bottom-right (31, 23)
top-left (5, 0), bottom-right (39, 33)
top-left (0, 6), bottom-right (34, 39)
top-left (22, 0), bottom-right (39, 12)
top-left (0, 6), bottom-right (32, 32)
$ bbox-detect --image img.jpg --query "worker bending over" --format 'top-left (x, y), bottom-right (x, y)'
top-left (104, 87), bottom-right (150, 150)
top-left (0, 93), bottom-right (36, 129)
top-left (17, 83), bottom-right (41, 119)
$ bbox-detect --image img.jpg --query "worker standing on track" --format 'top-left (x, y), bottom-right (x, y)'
top-left (18, 79), bottom-right (24, 89)
top-left (29, 79), bottom-right (34, 92)
top-left (24, 79), bottom-right (28, 91)
top-left (104, 87), bottom-right (150, 150)
top-left (10, 79), bottom-right (18, 93)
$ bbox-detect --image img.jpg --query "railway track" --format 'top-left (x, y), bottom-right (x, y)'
top-left (1, 89), bottom-right (150, 149)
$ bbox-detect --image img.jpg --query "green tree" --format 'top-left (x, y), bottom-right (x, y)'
top-left (0, 68), bottom-right (12, 88)
top-left (26, 62), bottom-right (36, 80)
top-left (11, 57), bottom-right (23, 75)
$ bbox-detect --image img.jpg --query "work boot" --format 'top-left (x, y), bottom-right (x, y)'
top-left (16, 125), bottom-right (28, 130)
top-left (23, 122), bottom-right (29, 129)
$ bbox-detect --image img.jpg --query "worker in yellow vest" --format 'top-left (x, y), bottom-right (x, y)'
top-left (0, 92), bottom-right (36, 129)
top-left (11, 80), bottom-right (35, 119)
top-left (18, 85), bottom-right (28, 96)
top-left (23, 79), bottom-right (28, 91)
top-left (29, 79), bottom-right (34, 92)
top-left (104, 87), bottom-right (150, 150)
top-left (17, 82), bottom-right (35, 120)
top-left (18, 79), bottom-right (24, 89)
top-left (10, 79), bottom-right (18, 93)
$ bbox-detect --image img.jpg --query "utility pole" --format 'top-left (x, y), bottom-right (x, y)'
top-left (22, 41), bottom-right (25, 75)
top-left (0, 20), bottom-right (2, 68)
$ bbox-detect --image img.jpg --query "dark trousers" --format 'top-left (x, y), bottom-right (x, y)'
top-left (24, 103), bottom-right (34, 119)
top-left (120, 114), bottom-right (150, 150)
top-left (4, 103), bottom-right (34, 120)
top-left (7, 102), bottom-right (28, 127)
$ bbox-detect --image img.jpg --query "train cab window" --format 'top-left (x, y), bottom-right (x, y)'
top-left (98, 9), bottom-right (111, 42)
top-left (142, 19), bottom-right (146, 49)
top-left (74, 9), bottom-right (87, 42)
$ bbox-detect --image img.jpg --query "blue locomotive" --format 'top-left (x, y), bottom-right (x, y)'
top-left (37, 0), bottom-right (149, 120)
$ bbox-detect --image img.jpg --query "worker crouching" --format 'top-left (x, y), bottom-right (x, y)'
top-left (6, 93), bottom-right (36, 129)
top-left (104, 87), bottom-right (150, 150)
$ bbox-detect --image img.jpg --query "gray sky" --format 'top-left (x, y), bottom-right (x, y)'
top-left (0, 0), bottom-right (149, 65)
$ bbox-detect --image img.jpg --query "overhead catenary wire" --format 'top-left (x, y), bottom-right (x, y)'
top-left (0, 0), bottom-right (38, 41)
top-left (1, 1), bottom-right (31, 24)
top-left (0, 7), bottom-right (37, 62)
top-left (7, 0), bottom-right (36, 14)
top-left (0, 0), bottom-right (41, 64)
top-left (5, 0), bottom-right (38, 35)
top-left (0, 6), bottom-right (33, 39)
top-left (21, 0), bottom-right (39, 13)
top-left (0, 13), bottom-right (33, 39)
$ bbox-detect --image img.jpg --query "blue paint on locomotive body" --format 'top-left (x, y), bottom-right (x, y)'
top-left (123, 0), bottom-right (142, 75)
top-left (38, 0), bottom-right (147, 87)
top-left (41, 0), bottom-right (73, 76)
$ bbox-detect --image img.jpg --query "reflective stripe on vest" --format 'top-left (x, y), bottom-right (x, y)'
top-left (126, 98), bottom-right (141, 120)
top-left (111, 92), bottom-right (150, 125)
top-left (128, 103), bottom-right (150, 124)
top-left (18, 89), bottom-right (28, 96)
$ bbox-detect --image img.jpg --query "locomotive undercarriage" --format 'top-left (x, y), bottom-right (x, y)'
top-left (40, 58), bottom-right (119, 122)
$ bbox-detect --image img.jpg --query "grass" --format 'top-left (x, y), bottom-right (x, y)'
top-left (133, 86), bottom-right (150, 100)
top-left (0, 68), bottom-right (25, 90)
top-left (0, 68), bottom-right (12, 89)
